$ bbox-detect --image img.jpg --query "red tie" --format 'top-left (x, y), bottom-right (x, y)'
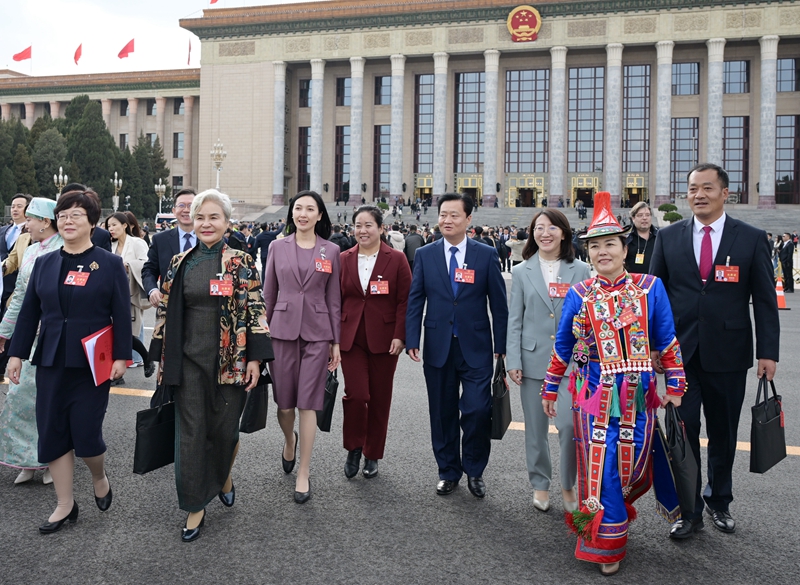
top-left (699, 226), bottom-right (713, 282)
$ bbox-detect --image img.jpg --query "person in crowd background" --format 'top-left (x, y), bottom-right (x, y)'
top-left (625, 202), bottom-right (658, 274)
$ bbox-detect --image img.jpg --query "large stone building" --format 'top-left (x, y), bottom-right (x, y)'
top-left (2, 0), bottom-right (800, 211)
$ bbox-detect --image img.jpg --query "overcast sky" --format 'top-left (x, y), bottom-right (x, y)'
top-left (0, 0), bottom-right (315, 77)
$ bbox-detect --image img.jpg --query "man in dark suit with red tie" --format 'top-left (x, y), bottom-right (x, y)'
top-left (650, 163), bottom-right (779, 539)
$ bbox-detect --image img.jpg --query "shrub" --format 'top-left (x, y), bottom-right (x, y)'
top-left (663, 211), bottom-right (683, 223)
top-left (658, 203), bottom-right (677, 212)
top-left (377, 202), bottom-right (389, 211)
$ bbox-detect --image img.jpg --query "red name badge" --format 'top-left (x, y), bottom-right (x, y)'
top-left (714, 265), bottom-right (740, 282)
top-left (369, 280), bottom-right (389, 295)
top-left (454, 268), bottom-right (475, 284)
top-left (315, 258), bottom-right (332, 273)
top-left (210, 280), bottom-right (234, 296)
top-left (64, 271), bottom-right (89, 286)
top-left (615, 307), bottom-right (638, 329)
top-left (548, 282), bottom-right (571, 298)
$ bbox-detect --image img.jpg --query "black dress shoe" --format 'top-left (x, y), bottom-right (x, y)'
top-left (282, 431), bottom-right (298, 474)
top-left (94, 479), bottom-right (113, 512)
top-left (144, 361), bottom-right (156, 378)
top-left (39, 501), bottom-right (79, 534)
top-left (436, 479), bottom-right (458, 496)
top-left (669, 517), bottom-right (704, 540)
top-left (362, 459), bottom-right (378, 479)
top-left (467, 476), bottom-right (486, 498)
top-left (294, 478), bottom-right (311, 504)
top-left (706, 507), bottom-right (735, 533)
top-left (344, 448), bottom-right (362, 479)
top-left (181, 510), bottom-right (205, 543)
top-left (218, 483), bottom-right (235, 507)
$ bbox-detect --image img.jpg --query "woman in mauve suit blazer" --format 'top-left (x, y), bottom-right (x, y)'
top-left (505, 209), bottom-right (590, 514)
top-left (339, 206), bottom-right (411, 480)
top-left (262, 191), bottom-right (341, 503)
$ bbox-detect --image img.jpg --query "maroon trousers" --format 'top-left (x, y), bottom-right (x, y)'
top-left (340, 316), bottom-right (398, 460)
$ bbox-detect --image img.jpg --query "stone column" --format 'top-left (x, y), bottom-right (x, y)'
top-left (155, 97), bottom-right (167, 148)
top-left (549, 47), bottom-right (568, 206)
top-left (128, 98), bottom-right (138, 147)
top-left (310, 59), bottom-right (326, 194)
top-left (24, 102), bottom-right (34, 129)
top-left (706, 38), bottom-right (726, 166)
top-left (101, 99), bottom-right (112, 130)
top-left (273, 61), bottom-right (288, 205)
top-left (654, 41), bottom-right (675, 206)
top-left (390, 54), bottom-right (406, 204)
top-left (183, 96), bottom-right (195, 189)
top-left (604, 44), bottom-right (623, 207)
top-left (0, 103), bottom-right (10, 121)
top-left (483, 49), bottom-right (500, 207)
top-left (49, 101), bottom-right (61, 119)
top-left (433, 52), bottom-right (449, 202)
top-left (758, 35), bottom-right (779, 209)
top-left (349, 57), bottom-right (365, 205)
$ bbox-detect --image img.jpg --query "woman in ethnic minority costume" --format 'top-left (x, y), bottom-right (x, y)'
top-left (542, 193), bottom-right (686, 576)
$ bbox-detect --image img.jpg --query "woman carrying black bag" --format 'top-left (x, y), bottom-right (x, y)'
top-left (149, 190), bottom-right (273, 543)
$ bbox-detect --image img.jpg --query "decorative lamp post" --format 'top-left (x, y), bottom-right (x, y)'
top-left (111, 171), bottom-right (123, 212)
top-left (210, 139), bottom-right (227, 190)
top-left (53, 166), bottom-right (68, 199)
top-left (154, 178), bottom-right (166, 214)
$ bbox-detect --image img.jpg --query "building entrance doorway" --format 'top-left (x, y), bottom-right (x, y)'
top-left (518, 188), bottom-right (535, 207)
top-left (575, 188), bottom-right (594, 208)
top-left (624, 188), bottom-right (646, 207)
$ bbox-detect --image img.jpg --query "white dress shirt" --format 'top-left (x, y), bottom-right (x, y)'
top-left (357, 250), bottom-right (379, 293)
top-left (539, 257), bottom-right (561, 286)
top-left (692, 213), bottom-right (726, 266)
top-left (442, 236), bottom-right (468, 270)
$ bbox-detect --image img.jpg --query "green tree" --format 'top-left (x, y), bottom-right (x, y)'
top-left (66, 157), bottom-right (82, 186)
top-left (6, 119), bottom-right (30, 153)
top-left (0, 126), bottom-right (13, 170)
top-left (33, 127), bottom-right (68, 198)
top-left (67, 101), bottom-right (117, 207)
top-left (119, 146), bottom-right (144, 218)
top-left (12, 143), bottom-right (39, 196)
top-left (56, 94), bottom-right (91, 139)
top-left (148, 135), bottom-right (170, 218)
top-left (133, 133), bottom-right (155, 217)
top-left (0, 167), bottom-right (17, 206)
top-left (28, 113), bottom-right (54, 150)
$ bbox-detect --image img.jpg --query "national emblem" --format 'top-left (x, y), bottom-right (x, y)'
top-left (507, 5), bottom-right (543, 43)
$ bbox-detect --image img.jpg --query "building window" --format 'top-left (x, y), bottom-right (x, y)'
top-left (568, 66), bottom-right (604, 173)
top-left (44, 102), bottom-right (51, 116)
top-left (505, 69), bottom-right (549, 174)
top-left (146, 133), bottom-right (157, 147)
top-left (119, 134), bottom-right (128, 151)
top-left (776, 115), bottom-right (800, 204)
top-left (173, 176), bottom-right (184, 189)
top-left (299, 80), bottom-right (311, 108)
top-left (670, 117), bottom-right (699, 199)
top-left (414, 74), bottom-right (434, 174)
top-left (335, 126), bottom-right (351, 202)
top-left (724, 60), bottom-right (750, 94)
top-left (672, 63), bottom-right (699, 96)
top-left (723, 116), bottom-right (749, 204)
top-left (120, 100), bottom-right (129, 117)
top-left (373, 125), bottom-right (391, 200)
top-left (173, 132), bottom-right (184, 159)
top-left (18, 104), bottom-right (25, 119)
top-left (375, 76), bottom-right (391, 106)
top-left (173, 98), bottom-right (184, 115)
top-left (454, 72), bottom-right (485, 174)
top-left (146, 98), bottom-right (157, 116)
top-left (336, 77), bottom-right (351, 107)
top-left (623, 64), bottom-right (651, 173)
top-left (777, 58), bottom-right (800, 92)
top-left (297, 127), bottom-right (311, 192)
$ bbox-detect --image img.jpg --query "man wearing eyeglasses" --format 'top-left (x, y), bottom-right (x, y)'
top-left (142, 188), bottom-right (197, 308)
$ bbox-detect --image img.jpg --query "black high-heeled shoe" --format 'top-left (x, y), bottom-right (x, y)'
top-left (282, 430), bottom-right (298, 474)
top-left (39, 501), bottom-right (79, 534)
top-left (181, 510), bottom-right (205, 543)
top-left (94, 477), bottom-right (113, 512)
top-left (218, 482), bottom-right (235, 507)
top-left (294, 478), bottom-right (311, 504)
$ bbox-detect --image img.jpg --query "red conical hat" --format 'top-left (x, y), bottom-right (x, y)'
top-left (579, 192), bottom-right (632, 239)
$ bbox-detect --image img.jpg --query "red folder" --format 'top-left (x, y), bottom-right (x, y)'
top-left (81, 325), bottom-right (131, 386)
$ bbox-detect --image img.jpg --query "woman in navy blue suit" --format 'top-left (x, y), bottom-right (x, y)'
top-left (7, 189), bottom-right (131, 534)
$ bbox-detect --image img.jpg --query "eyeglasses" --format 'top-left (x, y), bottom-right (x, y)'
top-left (533, 226), bottom-right (562, 234)
top-left (56, 212), bottom-right (88, 222)
top-left (174, 203), bottom-right (191, 210)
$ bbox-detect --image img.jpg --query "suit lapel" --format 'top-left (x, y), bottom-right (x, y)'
top-left (284, 234), bottom-right (303, 286)
top-left (526, 253), bottom-right (554, 310)
top-left (370, 244), bottom-right (392, 284)
top-left (553, 259), bottom-right (577, 310)
top-left (681, 220), bottom-right (700, 282)
top-left (712, 217), bottom-right (740, 277)
top-left (433, 239), bottom-right (454, 298)
top-left (301, 235), bottom-right (326, 287)
top-left (347, 247), bottom-right (363, 295)
top-left (456, 239), bottom-right (477, 299)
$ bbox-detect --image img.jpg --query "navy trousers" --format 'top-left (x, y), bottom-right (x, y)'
top-left (423, 337), bottom-right (492, 481)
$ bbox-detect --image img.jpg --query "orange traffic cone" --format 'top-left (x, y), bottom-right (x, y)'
top-left (776, 277), bottom-right (790, 310)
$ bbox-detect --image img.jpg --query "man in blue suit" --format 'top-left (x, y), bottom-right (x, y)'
top-left (406, 193), bottom-right (508, 498)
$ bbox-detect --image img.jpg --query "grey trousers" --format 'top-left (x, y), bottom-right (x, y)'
top-left (519, 377), bottom-right (576, 492)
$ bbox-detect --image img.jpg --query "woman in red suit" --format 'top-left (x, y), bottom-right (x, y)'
top-left (339, 206), bottom-right (412, 479)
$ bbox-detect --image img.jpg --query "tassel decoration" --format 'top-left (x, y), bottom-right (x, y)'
top-left (608, 382), bottom-right (621, 418)
top-left (582, 384), bottom-right (603, 417)
top-left (619, 378), bottom-right (630, 411)
top-left (646, 377), bottom-right (661, 410)
top-left (635, 378), bottom-right (646, 413)
top-left (625, 501), bottom-right (638, 523)
top-left (567, 370), bottom-right (577, 397)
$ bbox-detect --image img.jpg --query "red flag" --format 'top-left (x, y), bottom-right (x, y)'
top-left (12, 46), bottom-right (32, 61)
top-left (210, 0), bottom-right (219, 4)
top-left (74, 44), bottom-right (82, 65)
top-left (187, 40), bottom-right (191, 66)
top-left (118, 39), bottom-right (134, 59)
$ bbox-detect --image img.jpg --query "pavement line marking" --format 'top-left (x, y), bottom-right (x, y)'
top-left (110, 387), bottom-right (155, 398)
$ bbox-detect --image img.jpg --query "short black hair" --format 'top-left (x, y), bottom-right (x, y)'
top-left (55, 189), bottom-right (102, 226)
top-left (473, 226), bottom-right (483, 236)
top-left (332, 225), bottom-right (341, 233)
top-left (437, 193), bottom-right (473, 216)
top-left (353, 205), bottom-right (383, 227)
top-left (175, 187), bottom-right (197, 198)
top-left (688, 163), bottom-right (729, 189)
top-left (11, 193), bottom-right (32, 208)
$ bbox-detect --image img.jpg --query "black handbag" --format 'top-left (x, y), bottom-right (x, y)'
top-left (491, 357), bottom-right (512, 440)
top-left (133, 385), bottom-right (175, 475)
top-left (664, 403), bottom-right (698, 514)
top-left (316, 370), bottom-right (339, 433)
top-left (750, 377), bottom-right (786, 474)
top-left (240, 383), bottom-right (269, 434)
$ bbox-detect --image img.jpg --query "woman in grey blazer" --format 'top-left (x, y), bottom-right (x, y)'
top-left (506, 209), bottom-right (590, 513)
